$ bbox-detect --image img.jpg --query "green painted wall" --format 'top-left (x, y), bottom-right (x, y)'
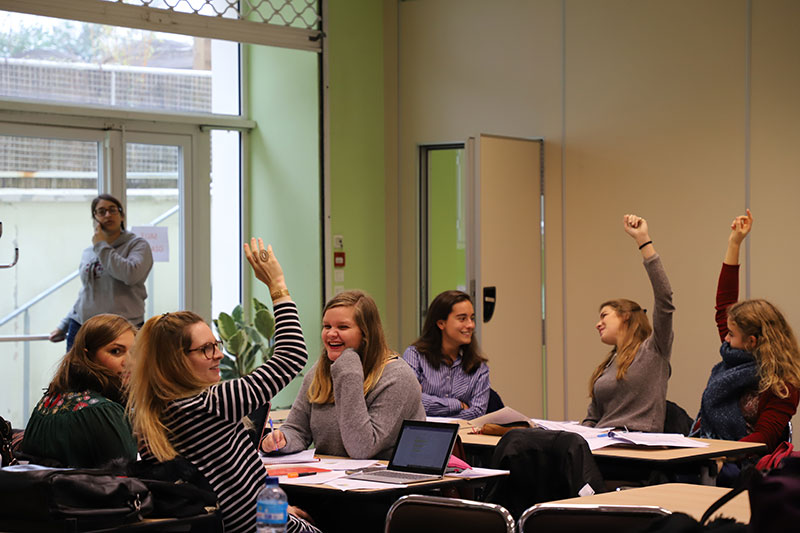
top-left (246, 45), bottom-right (321, 408)
top-left (327, 1), bottom-right (387, 318)
top-left (428, 148), bottom-right (466, 300)
top-left (245, 2), bottom-right (388, 405)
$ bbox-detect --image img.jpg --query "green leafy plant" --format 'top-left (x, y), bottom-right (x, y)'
top-left (213, 298), bottom-right (275, 380)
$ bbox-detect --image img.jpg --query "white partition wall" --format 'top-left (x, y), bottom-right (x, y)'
top-left (391, 0), bottom-right (800, 423)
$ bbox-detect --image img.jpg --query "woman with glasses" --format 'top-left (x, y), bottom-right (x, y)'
top-left (22, 314), bottom-right (137, 468)
top-left (49, 194), bottom-right (153, 351)
top-left (128, 240), bottom-right (318, 533)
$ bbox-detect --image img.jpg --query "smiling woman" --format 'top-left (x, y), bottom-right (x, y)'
top-left (262, 290), bottom-right (425, 460)
top-left (582, 214), bottom-right (675, 433)
top-left (403, 290), bottom-right (490, 420)
top-left (127, 240), bottom-right (314, 533)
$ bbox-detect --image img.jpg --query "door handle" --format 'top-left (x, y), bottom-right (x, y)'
top-left (483, 286), bottom-right (496, 323)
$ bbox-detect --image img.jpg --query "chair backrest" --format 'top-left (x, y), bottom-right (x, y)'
top-left (487, 388), bottom-right (505, 414)
top-left (518, 503), bottom-right (671, 533)
top-left (663, 400), bottom-right (693, 435)
top-left (385, 494), bottom-right (515, 533)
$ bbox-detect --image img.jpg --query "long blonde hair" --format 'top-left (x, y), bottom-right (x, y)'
top-left (589, 299), bottom-right (652, 397)
top-left (728, 299), bottom-right (800, 398)
top-left (308, 290), bottom-right (392, 404)
top-left (127, 311), bottom-right (210, 461)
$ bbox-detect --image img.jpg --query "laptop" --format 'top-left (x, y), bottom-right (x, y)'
top-left (346, 419), bottom-right (460, 485)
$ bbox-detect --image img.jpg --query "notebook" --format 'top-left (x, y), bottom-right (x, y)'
top-left (346, 419), bottom-right (459, 485)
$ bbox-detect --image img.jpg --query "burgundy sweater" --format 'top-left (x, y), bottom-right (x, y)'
top-left (715, 263), bottom-right (798, 451)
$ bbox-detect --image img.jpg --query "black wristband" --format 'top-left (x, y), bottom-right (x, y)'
top-left (638, 240), bottom-right (653, 250)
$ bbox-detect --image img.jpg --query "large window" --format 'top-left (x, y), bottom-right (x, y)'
top-left (0, 11), bottom-right (239, 114)
top-left (0, 10), bottom-right (244, 426)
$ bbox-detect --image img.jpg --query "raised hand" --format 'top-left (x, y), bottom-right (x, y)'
top-left (243, 238), bottom-right (287, 294)
top-left (92, 219), bottom-right (108, 245)
top-left (623, 214), bottom-right (651, 246)
top-left (729, 209), bottom-right (753, 246)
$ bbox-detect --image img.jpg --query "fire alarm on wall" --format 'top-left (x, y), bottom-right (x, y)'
top-left (334, 251), bottom-right (345, 267)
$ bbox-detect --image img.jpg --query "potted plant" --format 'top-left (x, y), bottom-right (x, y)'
top-left (213, 298), bottom-right (275, 380)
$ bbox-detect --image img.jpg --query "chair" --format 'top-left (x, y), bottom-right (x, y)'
top-left (487, 388), bottom-right (505, 414)
top-left (663, 400), bottom-right (693, 435)
top-left (385, 494), bottom-right (515, 533)
top-left (518, 502), bottom-right (671, 533)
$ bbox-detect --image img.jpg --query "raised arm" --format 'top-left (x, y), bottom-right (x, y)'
top-left (623, 214), bottom-right (655, 259)
top-left (624, 214), bottom-right (674, 357)
top-left (204, 241), bottom-right (307, 421)
top-left (716, 210), bottom-right (752, 341)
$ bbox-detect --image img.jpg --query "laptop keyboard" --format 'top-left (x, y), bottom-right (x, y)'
top-left (351, 470), bottom-right (439, 483)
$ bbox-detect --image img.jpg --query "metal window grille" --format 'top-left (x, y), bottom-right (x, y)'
top-left (0, 0), bottom-right (323, 51)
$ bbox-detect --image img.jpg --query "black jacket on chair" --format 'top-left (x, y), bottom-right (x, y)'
top-left (485, 428), bottom-right (605, 518)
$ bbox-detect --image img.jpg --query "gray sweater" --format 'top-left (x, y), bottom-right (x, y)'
top-left (279, 349), bottom-right (425, 459)
top-left (59, 230), bottom-right (153, 330)
top-left (582, 253), bottom-right (674, 432)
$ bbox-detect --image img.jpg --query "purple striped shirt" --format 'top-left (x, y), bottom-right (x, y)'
top-left (402, 345), bottom-right (490, 420)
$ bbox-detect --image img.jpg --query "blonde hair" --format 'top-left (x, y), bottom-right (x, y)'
top-left (127, 311), bottom-right (210, 461)
top-left (308, 290), bottom-right (392, 404)
top-left (50, 314), bottom-right (134, 396)
top-left (589, 299), bottom-right (652, 397)
top-left (728, 299), bottom-right (800, 398)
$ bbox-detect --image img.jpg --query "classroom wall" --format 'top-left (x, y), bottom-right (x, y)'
top-left (247, 45), bottom-right (321, 407)
top-left (391, 0), bottom-right (800, 424)
top-left (326, 0), bottom-right (389, 324)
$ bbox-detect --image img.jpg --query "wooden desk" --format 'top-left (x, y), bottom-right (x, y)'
top-left (591, 438), bottom-right (766, 465)
top-left (548, 482), bottom-right (750, 523)
top-left (459, 429), bottom-right (766, 464)
top-left (459, 428), bottom-right (766, 482)
top-left (276, 457), bottom-right (507, 533)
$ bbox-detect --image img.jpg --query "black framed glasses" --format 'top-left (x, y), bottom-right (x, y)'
top-left (187, 340), bottom-right (224, 359)
top-left (94, 206), bottom-right (120, 216)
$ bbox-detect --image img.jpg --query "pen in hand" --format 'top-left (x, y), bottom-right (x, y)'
top-left (268, 417), bottom-right (275, 451)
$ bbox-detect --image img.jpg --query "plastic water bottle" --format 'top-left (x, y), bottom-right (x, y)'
top-left (256, 476), bottom-right (288, 533)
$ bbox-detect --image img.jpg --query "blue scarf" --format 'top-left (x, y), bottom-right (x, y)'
top-left (693, 342), bottom-right (759, 441)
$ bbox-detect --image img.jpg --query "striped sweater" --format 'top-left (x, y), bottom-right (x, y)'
top-left (142, 301), bottom-right (308, 533)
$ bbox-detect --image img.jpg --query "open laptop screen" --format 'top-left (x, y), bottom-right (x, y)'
top-left (388, 420), bottom-right (459, 474)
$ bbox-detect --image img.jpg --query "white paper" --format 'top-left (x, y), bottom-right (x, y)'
top-left (260, 448), bottom-right (318, 465)
top-left (605, 431), bottom-right (709, 448)
top-left (527, 419), bottom-right (710, 450)
top-left (447, 467), bottom-right (509, 479)
top-left (316, 458), bottom-right (379, 471)
top-left (426, 416), bottom-right (462, 424)
top-left (278, 471), bottom-right (346, 486)
top-left (131, 226), bottom-right (169, 262)
top-left (468, 406), bottom-right (533, 427)
top-left (327, 477), bottom-right (407, 490)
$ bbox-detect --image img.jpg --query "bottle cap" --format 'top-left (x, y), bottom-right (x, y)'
top-left (265, 476), bottom-right (279, 485)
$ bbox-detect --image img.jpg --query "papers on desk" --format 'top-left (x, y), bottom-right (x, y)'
top-left (447, 467), bottom-right (509, 479)
top-left (529, 419), bottom-right (709, 450)
top-left (601, 431), bottom-right (709, 448)
top-left (261, 448), bottom-right (318, 465)
top-left (468, 407), bottom-right (533, 427)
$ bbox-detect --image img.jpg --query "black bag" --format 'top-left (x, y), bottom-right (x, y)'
top-left (0, 466), bottom-right (153, 528)
top-left (0, 415), bottom-right (18, 467)
top-left (128, 457), bottom-right (218, 518)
